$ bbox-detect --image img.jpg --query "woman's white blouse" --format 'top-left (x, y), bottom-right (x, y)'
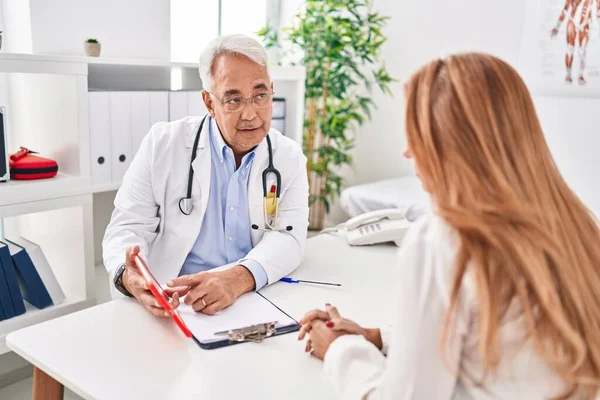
top-left (322, 213), bottom-right (570, 400)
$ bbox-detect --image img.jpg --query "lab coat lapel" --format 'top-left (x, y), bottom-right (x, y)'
top-left (190, 116), bottom-right (212, 229)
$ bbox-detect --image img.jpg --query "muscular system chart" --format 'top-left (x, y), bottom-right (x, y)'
top-left (520, 0), bottom-right (600, 97)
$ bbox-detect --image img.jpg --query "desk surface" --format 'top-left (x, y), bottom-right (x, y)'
top-left (7, 234), bottom-right (399, 400)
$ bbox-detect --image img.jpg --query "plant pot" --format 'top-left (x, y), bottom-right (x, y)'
top-left (307, 171), bottom-right (328, 230)
top-left (84, 42), bottom-right (101, 57)
top-left (308, 199), bottom-right (326, 231)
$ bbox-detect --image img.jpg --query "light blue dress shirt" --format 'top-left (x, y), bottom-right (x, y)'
top-left (179, 118), bottom-right (268, 290)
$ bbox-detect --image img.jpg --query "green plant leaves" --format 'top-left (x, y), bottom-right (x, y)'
top-left (257, 0), bottom-right (395, 211)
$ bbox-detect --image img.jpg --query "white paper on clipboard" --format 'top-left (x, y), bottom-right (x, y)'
top-left (177, 292), bottom-right (297, 344)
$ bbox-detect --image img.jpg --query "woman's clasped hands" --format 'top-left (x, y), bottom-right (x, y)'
top-left (298, 304), bottom-right (383, 360)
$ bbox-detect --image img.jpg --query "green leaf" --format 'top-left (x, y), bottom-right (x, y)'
top-left (276, 0), bottom-right (394, 213)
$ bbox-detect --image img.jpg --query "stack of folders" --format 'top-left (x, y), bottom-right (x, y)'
top-left (271, 98), bottom-right (286, 135)
top-left (0, 237), bottom-right (65, 321)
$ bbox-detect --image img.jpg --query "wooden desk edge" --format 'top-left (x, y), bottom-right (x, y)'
top-left (7, 338), bottom-right (68, 400)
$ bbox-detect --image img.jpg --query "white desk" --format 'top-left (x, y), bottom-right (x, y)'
top-left (7, 234), bottom-right (399, 400)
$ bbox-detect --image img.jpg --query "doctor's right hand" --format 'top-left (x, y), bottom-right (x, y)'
top-left (122, 245), bottom-right (188, 317)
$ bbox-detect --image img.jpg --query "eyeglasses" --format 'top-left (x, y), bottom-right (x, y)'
top-left (207, 91), bottom-right (275, 113)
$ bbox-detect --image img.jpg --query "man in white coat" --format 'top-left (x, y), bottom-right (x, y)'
top-left (102, 34), bottom-right (309, 316)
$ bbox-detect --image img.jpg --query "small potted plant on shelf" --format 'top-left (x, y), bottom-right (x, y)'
top-left (84, 38), bottom-right (101, 57)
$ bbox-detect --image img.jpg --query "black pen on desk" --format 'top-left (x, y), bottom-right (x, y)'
top-left (279, 277), bottom-right (342, 287)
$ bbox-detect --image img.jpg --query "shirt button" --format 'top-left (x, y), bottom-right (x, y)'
top-left (232, 175), bottom-right (237, 180)
top-left (228, 236), bottom-right (233, 241)
top-left (229, 206), bottom-right (235, 211)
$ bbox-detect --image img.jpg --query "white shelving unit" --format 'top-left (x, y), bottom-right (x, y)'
top-left (0, 174), bottom-right (89, 212)
top-left (89, 182), bottom-right (122, 194)
top-left (0, 52), bottom-right (306, 356)
top-left (0, 53), bottom-right (95, 356)
top-left (0, 297), bottom-right (93, 355)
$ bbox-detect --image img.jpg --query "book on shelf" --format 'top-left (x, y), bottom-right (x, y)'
top-left (0, 241), bottom-right (26, 320)
top-left (4, 237), bottom-right (64, 310)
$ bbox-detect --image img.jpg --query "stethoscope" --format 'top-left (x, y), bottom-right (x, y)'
top-left (179, 115), bottom-right (292, 234)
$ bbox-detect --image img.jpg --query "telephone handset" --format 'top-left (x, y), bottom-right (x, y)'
top-left (344, 208), bottom-right (410, 247)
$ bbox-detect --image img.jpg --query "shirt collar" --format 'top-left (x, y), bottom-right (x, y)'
top-left (209, 118), bottom-right (256, 171)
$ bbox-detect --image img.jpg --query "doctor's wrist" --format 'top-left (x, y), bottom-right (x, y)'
top-left (228, 265), bottom-right (256, 297)
top-left (114, 263), bottom-right (134, 297)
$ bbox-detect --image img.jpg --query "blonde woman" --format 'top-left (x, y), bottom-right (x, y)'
top-left (299, 53), bottom-right (600, 399)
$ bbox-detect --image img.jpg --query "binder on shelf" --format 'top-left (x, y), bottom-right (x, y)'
top-left (90, 90), bottom-right (170, 182)
top-left (271, 119), bottom-right (285, 134)
top-left (271, 97), bottom-right (286, 135)
top-left (0, 242), bottom-right (26, 316)
top-left (131, 91), bottom-right (169, 156)
top-left (0, 245), bottom-right (16, 319)
top-left (109, 92), bottom-right (132, 184)
top-left (8, 237), bottom-right (65, 306)
top-left (187, 91), bottom-right (208, 117)
top-left (272, 98), bottom-right (286, 119)
top-left (150, 91), bottom-right (169, 125)
top-left (169, 91), bottom-right (188, 121)
top-left (130, 92), bottom-right (151, 158)
top-left (0, 106), bottom-right (9, 182)
top-left (4, 239), bottom-right (53, 310)
top-left (89, 92), bottom-right (112, 186)
top-left (0, 294), bottom-right (4, 321)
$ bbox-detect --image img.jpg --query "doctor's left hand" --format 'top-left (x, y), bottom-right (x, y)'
top-left (166, 265), bottom-right (255, 315)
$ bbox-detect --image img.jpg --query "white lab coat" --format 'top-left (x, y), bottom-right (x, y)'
top-left (102, 116), bottom-right (309, 299)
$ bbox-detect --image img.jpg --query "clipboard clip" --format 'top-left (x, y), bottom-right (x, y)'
top-left (214, 321), bottom-right (278, 343)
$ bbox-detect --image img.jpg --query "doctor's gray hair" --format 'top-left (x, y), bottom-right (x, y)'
top-left (198, 34), bottom-right (270, 92)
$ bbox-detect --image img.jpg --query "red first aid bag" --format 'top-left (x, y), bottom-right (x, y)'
top-left (9, 147), bottom-right (58, 180)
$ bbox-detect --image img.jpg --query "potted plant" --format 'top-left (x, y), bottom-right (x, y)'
top-left (258, 0), bottom-right (394, 230)
top-left (84, 38), bottom-right (101, 57)
top-left (0, 31), bottom-right (3, 51)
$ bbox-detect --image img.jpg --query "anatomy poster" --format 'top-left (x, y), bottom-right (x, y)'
top-left (520, 0), bottom-right (600, 97)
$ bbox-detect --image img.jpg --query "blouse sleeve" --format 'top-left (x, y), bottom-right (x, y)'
top-left (323, 215), bottom-right (470, 400)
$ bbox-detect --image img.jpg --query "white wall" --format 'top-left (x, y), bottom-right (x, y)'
top-left (1, 0), bottom-right (33, 53)
top-left (21, 0), bottom-right (170, 59)
top-left (338, 0), bottom-right (600, 220)
top-left (0, 0), bottom-right (6, 108)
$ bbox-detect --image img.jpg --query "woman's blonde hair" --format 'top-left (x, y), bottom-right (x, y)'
top-left (404, 53), bottom-right (600, 399)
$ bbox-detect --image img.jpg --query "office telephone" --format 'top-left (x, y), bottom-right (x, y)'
top-left (344, 208), bottom-right (410, 247)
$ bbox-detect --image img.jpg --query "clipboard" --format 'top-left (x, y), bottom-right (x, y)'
top-left (134, 255), bottom-right (300, 350)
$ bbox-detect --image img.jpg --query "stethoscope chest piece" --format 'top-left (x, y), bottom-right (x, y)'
top-left (179, 197), bottom-right (193, 215)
